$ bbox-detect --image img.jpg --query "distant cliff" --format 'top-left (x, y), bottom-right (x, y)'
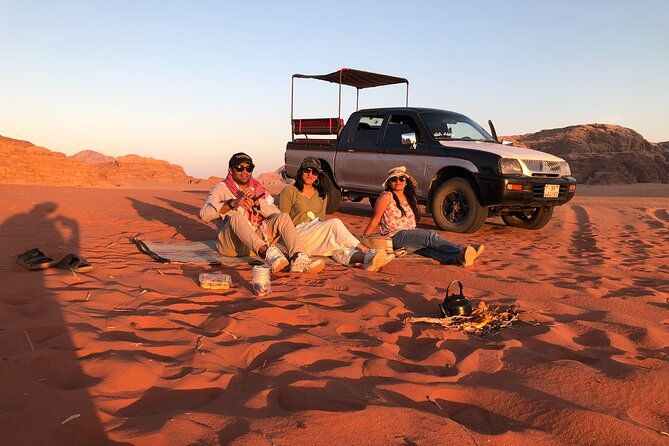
top-left (0, 136), bottom-right (108, 186)
top-left (103, 154), bottom-right (193, 183)
top-left (505, 124), bottom-right (669, 184)
top-left (0, 139), bottom-right (195, 186)
top-left (69, 150), bottom-right (116, 164)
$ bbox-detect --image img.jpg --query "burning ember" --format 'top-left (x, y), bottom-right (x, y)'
top-left (404, 301), bottom-right (521, 337)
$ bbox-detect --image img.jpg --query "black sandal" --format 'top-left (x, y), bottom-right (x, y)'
top-left (54, 253), bottom-right (93, 273)
top-left (17, 248), bottom-right (58, 270)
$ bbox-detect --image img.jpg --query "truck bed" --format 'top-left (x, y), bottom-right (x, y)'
top-left (284, 140), bottom-right (338, 180)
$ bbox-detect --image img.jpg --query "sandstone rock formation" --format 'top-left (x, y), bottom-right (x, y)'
top-left (0, 135), bottom-right (109, 186)
top-left (1, 136), bottom-right (196, 186)
top-left (204, 172), bottom-right (287, 194)
top-left (101, 154), bottom-right (193, 183)
top-left (256, 171), bottom-right (287, 194)
top-left (505, 124), bottom-right (669, 184)
top-left (69, 149), bottom-right (116, 164)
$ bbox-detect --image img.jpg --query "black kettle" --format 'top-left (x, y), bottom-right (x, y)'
top-left (439, 280), bottom-right (472, 317)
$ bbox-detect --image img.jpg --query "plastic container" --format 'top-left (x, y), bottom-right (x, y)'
top-left (199, 272), bottom-right (232, 290)
top-left (252, 265), bottom-right (272, 296)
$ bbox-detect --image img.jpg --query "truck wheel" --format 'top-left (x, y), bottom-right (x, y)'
top-left (501, 207), bottom-right (553, 230)
top-left (368, 196), bottom-right (377, 210)
top-left (321, 173), bottom-right (342, 214)
top-left (431, 178), bottom-right (488, 233)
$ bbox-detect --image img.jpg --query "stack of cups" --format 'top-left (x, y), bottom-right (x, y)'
top-left (252, 265), bottom-right (272, 296)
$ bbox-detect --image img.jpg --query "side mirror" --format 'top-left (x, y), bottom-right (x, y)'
top-left (401, 132), bottom-right (417, 149)
top-left (501, 139), bottom-right (513, 146)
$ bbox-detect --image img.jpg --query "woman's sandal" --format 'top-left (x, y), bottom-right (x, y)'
top-left (459, 246), bottom-right (478, 267)
top-left (54, 253), bottom-right (94, 273)
top-left (17, 248), bottom-right (58, 270)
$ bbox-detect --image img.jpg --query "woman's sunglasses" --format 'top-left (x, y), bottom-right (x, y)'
top-left (233, 165), bottom-right (254, 173)
top-left (302, 167), bottom-right (319, 175)
top-left (389, 176), bottom-right (407, 183)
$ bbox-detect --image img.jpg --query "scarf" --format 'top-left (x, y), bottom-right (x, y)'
top-left (223, 174), bottom-right (268, 228)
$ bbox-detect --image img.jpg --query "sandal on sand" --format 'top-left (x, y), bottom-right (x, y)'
top-left (17, 248), bottom-right (58, 270)
top-left (458, 246), bottom-right (478, 267)
top-left (55, 253), bottom-right (93, 273)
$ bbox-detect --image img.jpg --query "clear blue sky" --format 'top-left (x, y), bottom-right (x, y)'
top-left (1, 0), bottom-right (667, 177)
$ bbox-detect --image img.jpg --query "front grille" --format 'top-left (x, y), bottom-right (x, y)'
top-left (523, 160), bottom-right (562, 175)
top-left (532, 184), bottom-right (567, 200)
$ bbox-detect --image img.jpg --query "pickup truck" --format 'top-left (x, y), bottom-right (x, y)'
top-left (283, 69), bottom-right (576, 233)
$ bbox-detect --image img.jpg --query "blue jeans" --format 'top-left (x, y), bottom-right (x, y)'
top-left (392, 229), bottom-right (463, 264)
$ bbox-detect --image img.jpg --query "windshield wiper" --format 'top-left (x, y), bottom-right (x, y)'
top-left (438, 138), bottom-right (490, 142)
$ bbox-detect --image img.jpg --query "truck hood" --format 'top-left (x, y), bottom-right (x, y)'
top-left (438, 140), bottom-right (564, 162)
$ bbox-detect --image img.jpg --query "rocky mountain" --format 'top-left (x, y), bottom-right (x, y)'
top-left (5, 124), bottom-right (668, 187)
top-left (69, 150), bottom-right (115, 164)
top-left (0, 135), bottom-right (109, 186)
top-left (204, 172), bottom-right (287, 194)
top-left (0, 135), bottom-right (195, 186)
top-left (103, 154), bottom-right (193, 183)
top-left (505, 124), bottom-right (669, 184)
top-left (256, 171), bottom-right (287, 194)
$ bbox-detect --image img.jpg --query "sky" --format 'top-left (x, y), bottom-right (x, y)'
top-left (1, 0), bottom-right (668, 177)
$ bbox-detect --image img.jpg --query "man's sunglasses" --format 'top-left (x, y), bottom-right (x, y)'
top-left (302, 167), bottom-right (319, 175)
top-left (233, 165), bottom-right (254, 173)
top-left (389, 176), bottom-right (407, 183)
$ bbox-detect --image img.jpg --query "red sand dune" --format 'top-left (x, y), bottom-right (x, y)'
top-left (0, 183), bottom-right (667, 445)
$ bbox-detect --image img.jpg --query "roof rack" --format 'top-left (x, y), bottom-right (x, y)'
top-left (291, 68), bottom-right (409, 141)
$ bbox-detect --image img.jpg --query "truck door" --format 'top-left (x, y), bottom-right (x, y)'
top-left (335, 113), bottom-right (386, 191)
top-left (373, 113), bottom-right (428, 197)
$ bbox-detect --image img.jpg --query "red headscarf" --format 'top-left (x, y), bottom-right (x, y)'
top-left (223, 174), bottom-right (268, 227)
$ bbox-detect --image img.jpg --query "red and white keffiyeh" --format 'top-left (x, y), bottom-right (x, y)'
top-left (223, 174), bottom-right (268, 228)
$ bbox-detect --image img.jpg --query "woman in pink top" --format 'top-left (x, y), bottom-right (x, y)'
top-left (363, 166), bottom-right (484, 267)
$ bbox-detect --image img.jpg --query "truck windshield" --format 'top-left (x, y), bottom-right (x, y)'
top-left (422, 112), bottom-right (495, 142)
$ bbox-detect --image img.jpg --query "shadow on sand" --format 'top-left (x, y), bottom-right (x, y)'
top-left (0, 202), bottom-right (128, 445)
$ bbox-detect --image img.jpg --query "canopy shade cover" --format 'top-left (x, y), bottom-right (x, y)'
top-left (293, 68), bottom-right (408, 89)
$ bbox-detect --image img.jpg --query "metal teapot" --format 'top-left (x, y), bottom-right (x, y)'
top-left (439, 280), bottom-right (472, 317)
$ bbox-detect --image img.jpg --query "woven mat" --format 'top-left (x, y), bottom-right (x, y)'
top-left (130, 238), bottom-right (429, 266)
top-left (131, 238), bottom-right (260, 266)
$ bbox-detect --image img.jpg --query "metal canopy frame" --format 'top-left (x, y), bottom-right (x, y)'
top-left (291, 68), bottom-right (409, 141)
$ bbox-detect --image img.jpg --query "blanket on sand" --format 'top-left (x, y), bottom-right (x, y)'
top-left (130, 238), bottom-right (428, 266)
top-left (130, 238), bottom-right (261, 266)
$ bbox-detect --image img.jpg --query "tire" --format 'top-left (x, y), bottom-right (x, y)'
top-left (502, 207), bottom-right (553, 230)
top-left (321, 173), bottom-right (342, 214)
top-left (368, 196), bottom-right (377, 210)
top-left (431, 177), bottom-right (488, 233)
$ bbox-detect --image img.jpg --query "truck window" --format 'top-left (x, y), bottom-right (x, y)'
top-left (353, 115), bottom-right (384, 144)
top-left (421, 112), bottom-right (494, 142)
top-left (383, 114), bottom-right (420, 145)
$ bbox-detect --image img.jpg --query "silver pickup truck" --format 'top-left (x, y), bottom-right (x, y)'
top-left (283, 69), bottom-right (576, 233)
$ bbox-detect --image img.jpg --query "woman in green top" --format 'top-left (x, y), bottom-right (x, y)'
top-left (279, 157), bottom-right (394, 271)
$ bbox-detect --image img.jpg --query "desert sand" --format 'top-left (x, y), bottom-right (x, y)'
top-left (0, 183), bottom-right (667, 445)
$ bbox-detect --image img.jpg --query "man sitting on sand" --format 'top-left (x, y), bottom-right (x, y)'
top-left (200, 152), bottom-right (324, 274)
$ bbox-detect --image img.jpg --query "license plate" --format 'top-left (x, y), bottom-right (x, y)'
top-left (543, 184), bottom-right (560, 198)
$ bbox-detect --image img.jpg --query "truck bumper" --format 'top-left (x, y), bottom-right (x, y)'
top-left (476, 174), bottom-right (577, 207)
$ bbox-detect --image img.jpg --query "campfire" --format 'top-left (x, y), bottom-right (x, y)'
top-left (404, 301), bottom-right (521, 338)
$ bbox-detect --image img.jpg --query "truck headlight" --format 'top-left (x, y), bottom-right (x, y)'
top-left (559, 161), bottom-right (571, 176)
top-left (499, 158), bottom-right (522, 174)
